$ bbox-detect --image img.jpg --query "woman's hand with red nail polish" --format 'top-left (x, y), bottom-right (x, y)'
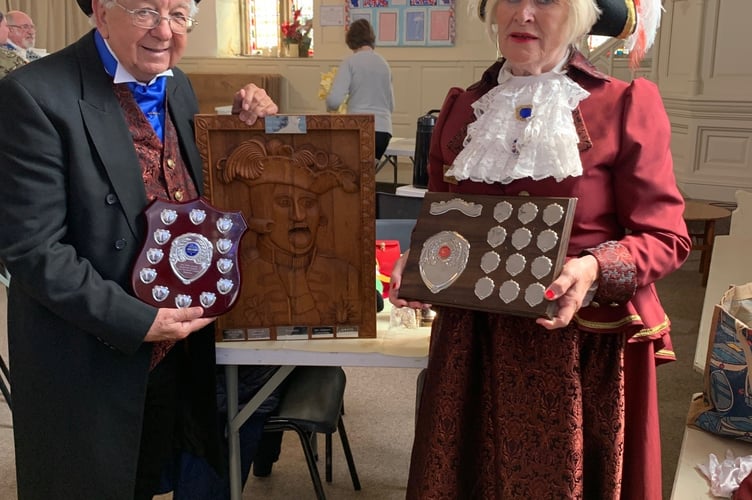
top-left (537, 254), bottom-right (600, 330)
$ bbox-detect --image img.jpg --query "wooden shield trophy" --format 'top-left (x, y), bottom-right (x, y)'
top-left (131, 197), bottom-right (248, 317)
top-left (399, 192), bottom-right (577, 318)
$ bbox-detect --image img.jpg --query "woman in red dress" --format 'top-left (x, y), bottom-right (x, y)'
top-left (389, 0), bottom-right (691, 498)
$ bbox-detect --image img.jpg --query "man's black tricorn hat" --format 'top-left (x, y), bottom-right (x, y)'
top-left (77, 0), bottom-right (202, 16)
top-left (477, 0), bottom-right (637, 39)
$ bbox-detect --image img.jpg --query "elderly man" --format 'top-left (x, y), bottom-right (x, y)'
top-left (0, 11), bottom-right (26, 76)
top-left (4, 10), bottom-right (41, 61)
top-left (0, 0), bottom-right (278, 499)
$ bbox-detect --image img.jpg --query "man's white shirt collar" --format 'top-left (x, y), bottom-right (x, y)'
top-left (102, 38), bottom-right (173, 85)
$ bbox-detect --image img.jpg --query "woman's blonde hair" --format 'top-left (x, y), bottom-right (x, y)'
top-left (484, 0), bottom-right (601, 47)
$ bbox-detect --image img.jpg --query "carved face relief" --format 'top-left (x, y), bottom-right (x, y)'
top-left (252, 182), bottom-right (323, 255)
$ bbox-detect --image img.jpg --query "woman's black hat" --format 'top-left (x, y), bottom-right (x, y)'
top-left (477, 0), bottom-right (637, 39)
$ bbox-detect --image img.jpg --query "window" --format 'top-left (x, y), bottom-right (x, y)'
top-left (243, 0), bottom-right (314, 56)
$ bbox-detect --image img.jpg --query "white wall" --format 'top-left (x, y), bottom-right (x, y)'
top-left (184, 0), bottom-right (752, 202)
top-left (657, 0), bottom-right (752, 202)
top-left (181, 0), bottom-right (498, 138)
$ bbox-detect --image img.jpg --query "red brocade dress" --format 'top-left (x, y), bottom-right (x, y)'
top-left (405, 52), bottom-right (691, 500)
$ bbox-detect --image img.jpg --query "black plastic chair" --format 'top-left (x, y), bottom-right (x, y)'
top-left (262, 366), bottom-right (360, 500)
top-left (1, 266), bottom-right (10, 411)
top-left (376, 219), bottom-right (416, 253)
top-left (375, 191), bottom-right (424, 220)
top-left (0, 354), bottom-right (10, 412)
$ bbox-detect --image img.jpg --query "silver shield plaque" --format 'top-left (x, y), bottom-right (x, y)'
top-left (132, 197), bottom-right (248, 317)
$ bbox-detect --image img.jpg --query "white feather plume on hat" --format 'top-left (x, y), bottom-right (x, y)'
top-left (624, 0), bottom-right (663, 68)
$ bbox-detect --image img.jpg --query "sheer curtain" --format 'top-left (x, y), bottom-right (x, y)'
top-left (4, 0), bottom-right (91, 54)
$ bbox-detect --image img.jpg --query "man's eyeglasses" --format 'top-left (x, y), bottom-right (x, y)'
top-left (8, 24), bottom-right (35, 32)
top-left (113, 0), bottom-right (197, 35)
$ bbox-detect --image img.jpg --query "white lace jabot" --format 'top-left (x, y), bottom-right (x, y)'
top-left (446, 57), bottom-right (590, 185)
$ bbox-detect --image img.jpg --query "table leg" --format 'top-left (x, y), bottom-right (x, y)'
top-left (701, 220), bottom-right (716, 287)
top-left (393, 156), bottom-right (400, 186)
top-left (226, 365), bottom-right (295, 500)
top-left (225, 365), bottom-right (241, 500)
top-left (376, 155), bottom-right (399, 186)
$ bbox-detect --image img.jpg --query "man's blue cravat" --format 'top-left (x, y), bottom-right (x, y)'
top-left (127, 78), bottom-right (167, 140)
top-left (93, 31), bottom-right (167, 140)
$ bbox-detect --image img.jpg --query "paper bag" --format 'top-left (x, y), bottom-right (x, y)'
top-left (688, 282), bottom-right (752, 440)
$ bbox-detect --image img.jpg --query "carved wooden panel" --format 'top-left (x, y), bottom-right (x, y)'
top-left (399, 192), bottom-right (576, 319)
top-left (195, 114), bottom-right (377, 340)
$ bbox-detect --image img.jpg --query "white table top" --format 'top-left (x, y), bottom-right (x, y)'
top-left (215, 305), bottom-right (431, 368)
top-left (672, 401), bottom-right (752, 499)
top-left (395, 184), bottom-right (427, 198)
top-left (694, 236), bottom-right (752, 372)
top-left (384, 137), bottom-right (416, 157)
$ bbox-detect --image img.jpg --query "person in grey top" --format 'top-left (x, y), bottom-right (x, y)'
top-left (326, 18), bottom-right (394, 160)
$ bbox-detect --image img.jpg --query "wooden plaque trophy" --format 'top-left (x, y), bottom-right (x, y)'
top-left (195, 114), bottom-right (377, 341)
top-left (399, 192), bottom-right (577, 319)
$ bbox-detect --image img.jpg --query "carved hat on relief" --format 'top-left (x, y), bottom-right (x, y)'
top-left (76, 0), bottom-right (202, 16)
top-left (474, 0), bottom-right (660, 68)
top-left (217, 138), bottom-right (359, 196)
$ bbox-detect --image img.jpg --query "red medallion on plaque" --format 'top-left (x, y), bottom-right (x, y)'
top-left (131, 197), bottom-right (248, 317)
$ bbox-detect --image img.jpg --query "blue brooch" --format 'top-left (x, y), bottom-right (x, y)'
top-left (516, 105), bottom-right (533, 121)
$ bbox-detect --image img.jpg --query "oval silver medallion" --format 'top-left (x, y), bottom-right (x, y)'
top-left (152, 285), bottom-right (169, 302)
top-left (216, 238), bottom-right (233, 254)
top-left (217, 216), bottom-right (234, 234)
top-left (217, 258), bottom-right (233, 274)
top-left (147, 248), bottom-right (164, 264)
top-left (169, 232), bottom-right (213, 285)
top-left (200, 291), bottom-right (217, 308)
top-left (525, 283), bottom-right (546, 307)
top-left (517, 202), bottom-right (538, 224)
top-left (217, 278), bottom-right (235, 295)
top-left (418, 231), bottom-right (470, 294)
top-left (486, 226), bottom-right (507, 248)
top-left (175, 294), bottom-right (192, 308)
top-left (493, 201), bottom-right (513, 223)
top-left (160, 209), bottom-right (178, 225)
top-left (139, 268), bottom-right (157, 284)
top-left (154, 229), bottom-right (171, 245)
top-left (189, 209), bottom-right (207, 225)
top-left (474, 277), bottom-right (495, 300)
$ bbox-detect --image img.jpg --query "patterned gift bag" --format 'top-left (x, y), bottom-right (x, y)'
top-left (689, 282), bottom-right (752, 440)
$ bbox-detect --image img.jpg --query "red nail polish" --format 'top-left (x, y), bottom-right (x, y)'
top-left (544, 289), bottom-right (555, 299)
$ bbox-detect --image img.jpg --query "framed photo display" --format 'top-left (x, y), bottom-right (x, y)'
top-left (194, 114), bottom-right (377, 341)
top-left (348, 0), bottom-right (456, 47)
top-left (399, 192), bottom-right (577, 319)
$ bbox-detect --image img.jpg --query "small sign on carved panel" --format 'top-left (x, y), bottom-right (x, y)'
top-left (195, 114), bottom-right (377, 341)
top-left (399, 193), bottom-right (577, 319)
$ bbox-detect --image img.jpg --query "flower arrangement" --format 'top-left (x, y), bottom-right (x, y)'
top-left (318, 67), bottom-right (348, 113)
top-left (280, 6), bottom-right (312, 45)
